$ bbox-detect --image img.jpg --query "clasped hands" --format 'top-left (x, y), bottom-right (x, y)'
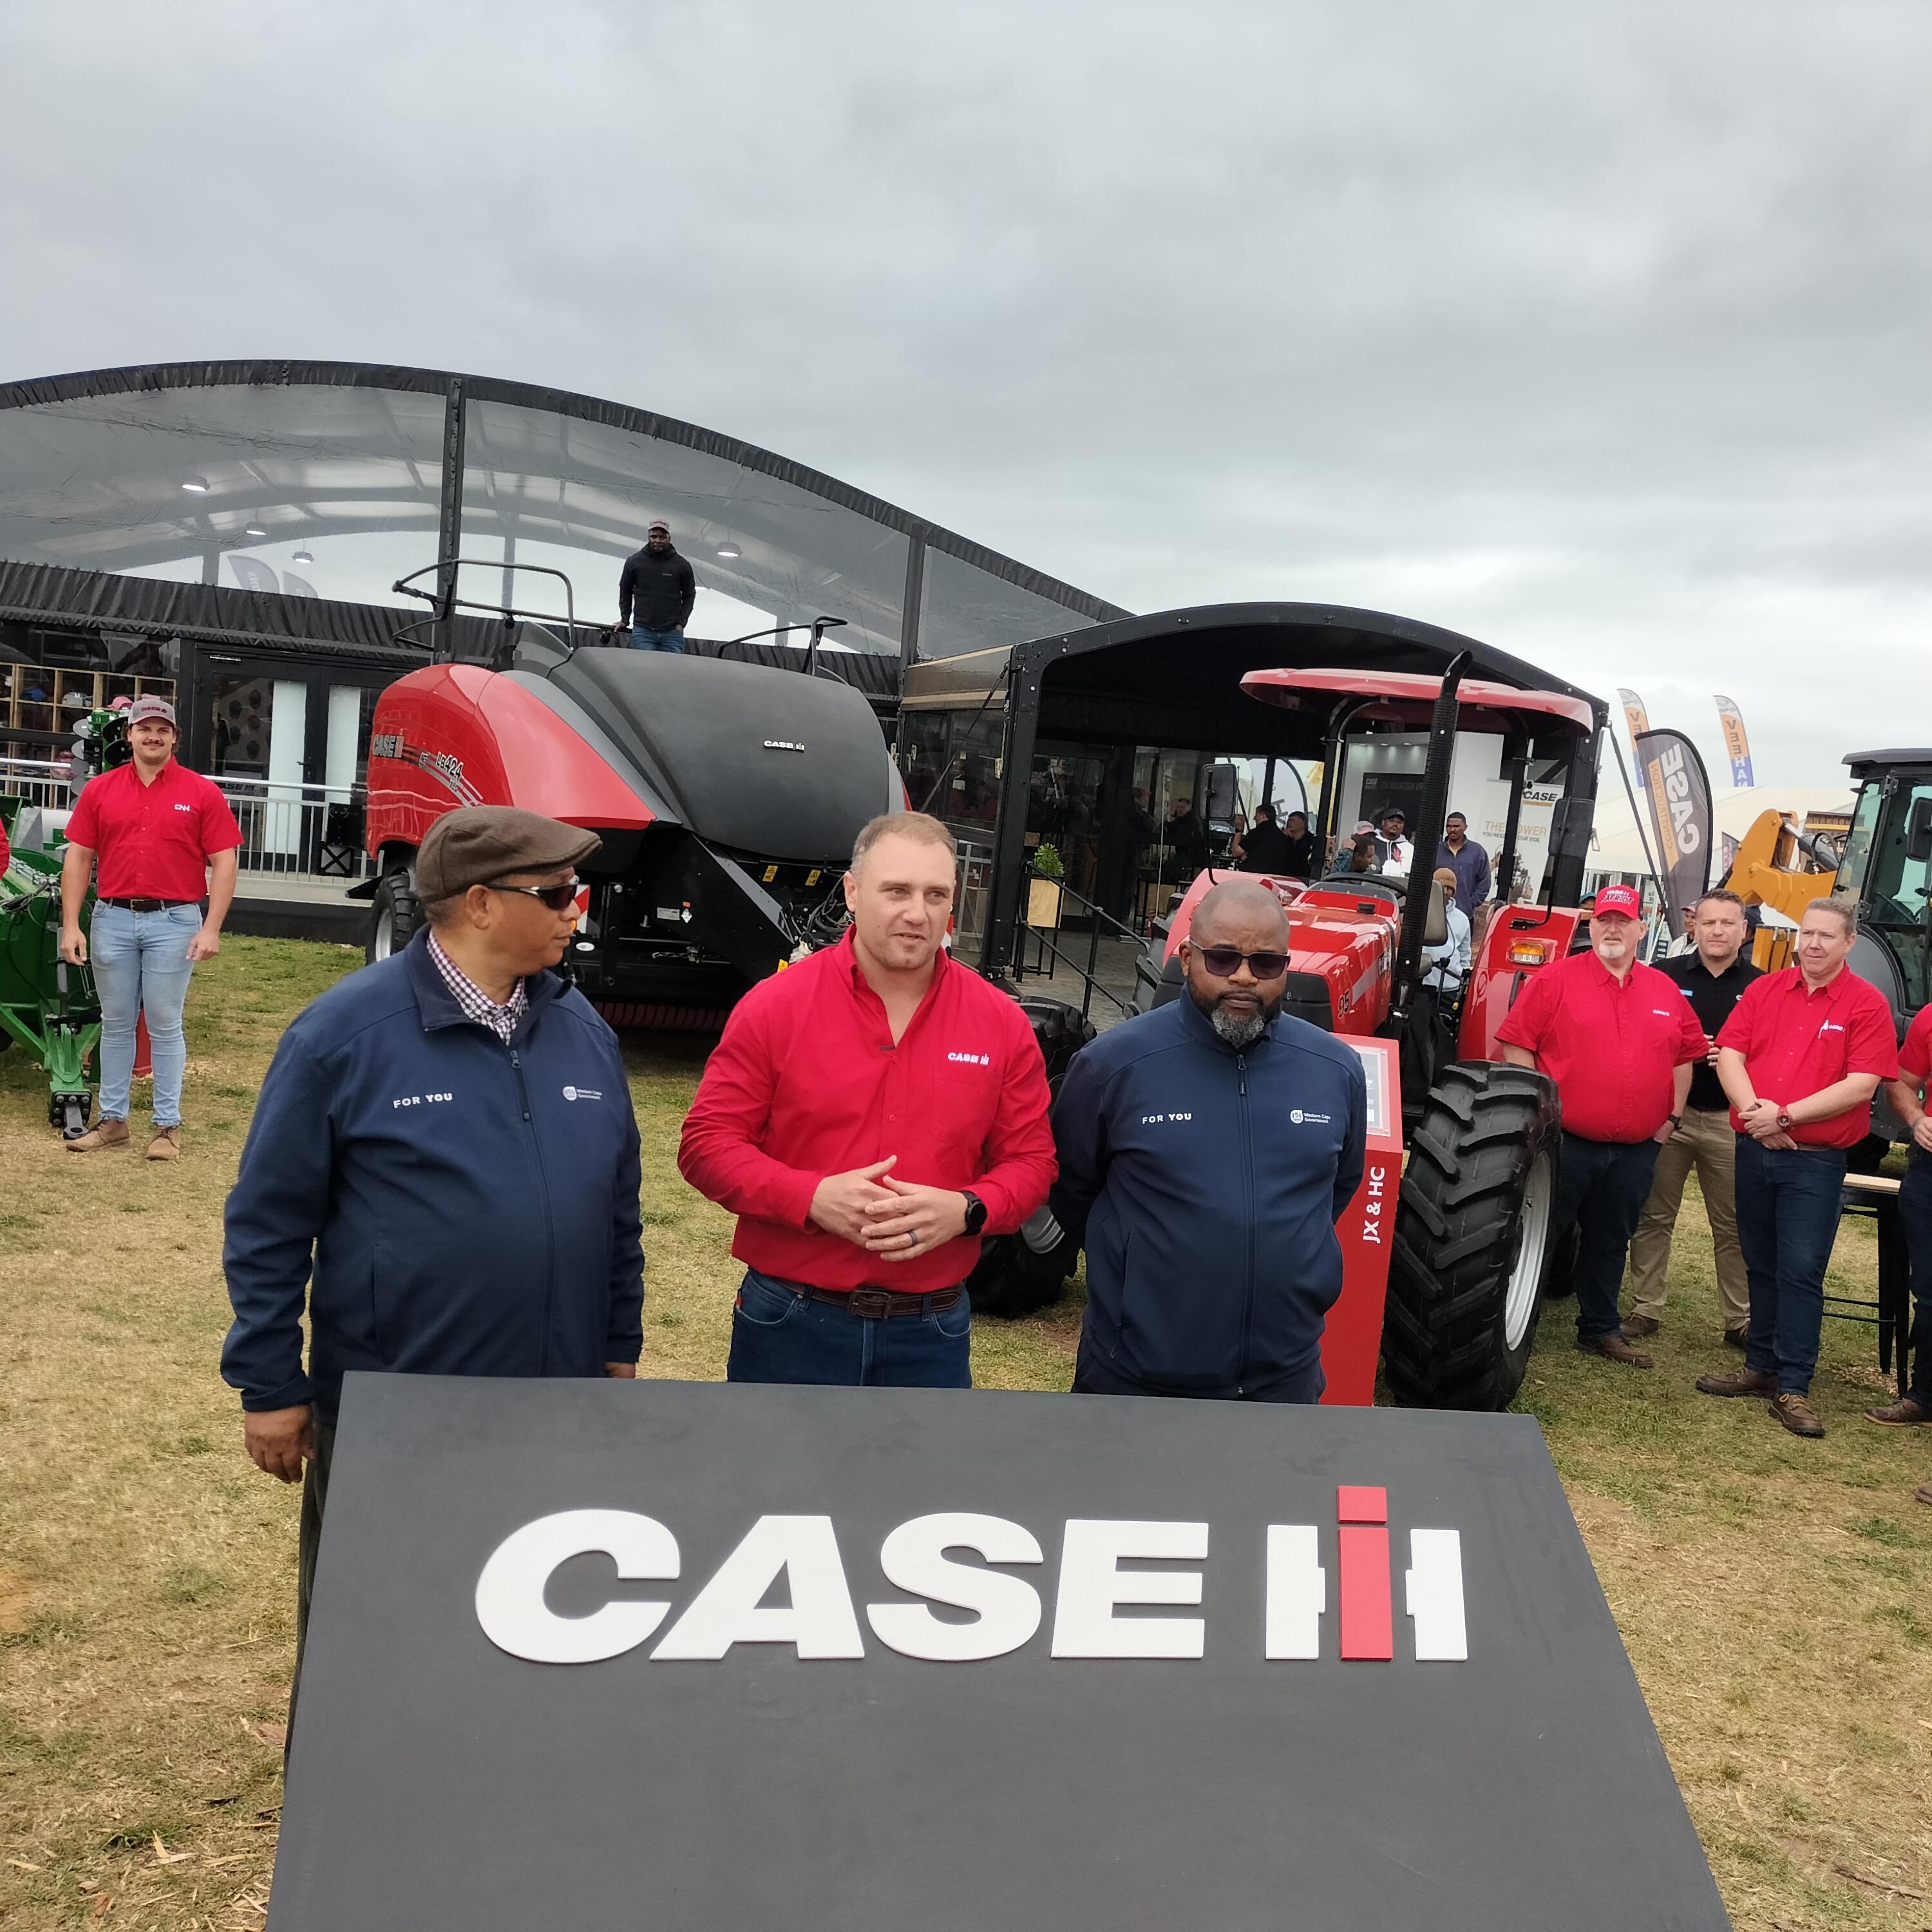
top-left (1736, 1096), bottom-right (1798, 1151)
top-left (809, 1155), bottom-right (969, 1261)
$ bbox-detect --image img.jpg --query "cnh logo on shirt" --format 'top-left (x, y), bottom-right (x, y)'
top-left (474, 1484), bottom-right (1466, 1667)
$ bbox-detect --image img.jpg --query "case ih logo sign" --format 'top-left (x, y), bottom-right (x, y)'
top-left (369, 732), bottom-right (484, 806)
top-left (473, 1483), bottom-right (1465, 1667)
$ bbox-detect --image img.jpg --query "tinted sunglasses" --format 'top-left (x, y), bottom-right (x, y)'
top-left (1193, 945), bottom-right (1290, 980)
top-left (488, 878), bottom-right (582, 911)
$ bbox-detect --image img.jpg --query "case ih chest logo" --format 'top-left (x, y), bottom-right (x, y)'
top-left (474, 1484), bottom-right (1465, 1667)
top-left (947, 1050), bottom-right (991, 1066)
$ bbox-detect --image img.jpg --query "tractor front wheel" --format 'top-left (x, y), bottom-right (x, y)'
top-left (1383, 1061), bottom-right (1563, 1411)
top-left (368, 868), bottom-right (421, 965)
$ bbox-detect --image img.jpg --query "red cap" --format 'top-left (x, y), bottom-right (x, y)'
top-left (1593, 884), bottom-right (1642, 920)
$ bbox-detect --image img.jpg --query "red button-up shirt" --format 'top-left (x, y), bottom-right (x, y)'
top-left (1495, 950), bottom-right (1707, 1142)
top-left (677, 931), bottom-right (1057, 1291)
top-left (1900, 1007), bottom-right (1932, 1089)
top-left (65, 759), bottom-right (242, 900)
top-left (1715, 965), bottom-right (1899, 1147)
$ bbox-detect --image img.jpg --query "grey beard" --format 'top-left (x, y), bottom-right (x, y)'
top-left (1209, 1005), bottom-right (1269, 1048)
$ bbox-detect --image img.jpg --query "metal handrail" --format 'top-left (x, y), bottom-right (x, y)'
top-left (1014, 866), bottom-right (1141, 1019)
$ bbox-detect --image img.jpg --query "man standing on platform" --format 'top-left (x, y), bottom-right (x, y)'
top-left (617, 516), bottom-right (696, 651)
top-left (58, 695), bottom-right (241, 1160)
top-left (1696, 900), bottom-right (1897, 1436)
top-left (1868, 1001), bottom-right (1932, 1438)
top-left (1050, 877), bottom-right (1366, 1403)
top-left (1624, 889), bottom-right (1760, 1347)
top-left (679, 811), bottom-right (1056, 1388)
top-left (1496, 884), bottom-right (1707, 1369)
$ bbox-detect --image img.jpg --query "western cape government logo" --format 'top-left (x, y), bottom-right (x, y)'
top-left (473, 1483), bottom-right (1465, 1666)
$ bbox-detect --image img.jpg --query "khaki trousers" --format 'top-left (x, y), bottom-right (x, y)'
top-left (1625, 1106), bottom-right (1749, 1330)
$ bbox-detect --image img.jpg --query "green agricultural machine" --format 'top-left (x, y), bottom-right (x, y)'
top-left (0, 799), bottom-right (100, 1137)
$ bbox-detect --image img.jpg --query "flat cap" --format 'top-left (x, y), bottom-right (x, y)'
top-left (416, 807), bottom-right (601, 901)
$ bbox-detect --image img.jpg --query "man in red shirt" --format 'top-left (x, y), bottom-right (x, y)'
top-left (1696, 898), bottom-right (1897, 1436)
top-left (678, 811), bottom-right (1056, 1387)
top-left (57, 696), bottom-right (242, 1159)
top-left (1870, 1004), bottom-right (1932, 1458)
top-left (1497, 884), bottom-right (1705, 1368)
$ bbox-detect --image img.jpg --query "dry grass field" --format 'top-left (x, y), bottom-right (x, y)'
top-left (3, 935), bottom-right (1929, 1930)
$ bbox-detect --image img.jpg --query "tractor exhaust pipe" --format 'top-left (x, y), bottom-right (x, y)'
top-left (1388, 650), bottom-right (1472, 1035)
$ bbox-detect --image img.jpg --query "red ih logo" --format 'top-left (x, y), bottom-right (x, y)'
top-left (1265, 1486), bottom-right (1466, 1663)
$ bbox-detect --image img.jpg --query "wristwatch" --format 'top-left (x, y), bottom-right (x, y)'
top-left (1776, 1108), bottom-right (1794, 1132)
top-left (960, 1190), bottom-right (989, 1237)
top-left (1665, 1114), bottom-right (1682, 1129)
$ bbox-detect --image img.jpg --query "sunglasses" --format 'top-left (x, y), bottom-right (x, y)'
top-left (488, 878), bottom-right (582, 911)
top-left (1191, 945), bottom-right (1291, 980)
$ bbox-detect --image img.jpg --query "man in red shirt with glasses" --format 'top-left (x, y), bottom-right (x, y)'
top-left (1497, 884), bottom-right (1707, 1369)
top-left (1694, 898), bottom-right (1896, 1437)
top-left (679, 811), bottom-right (1056, 1387)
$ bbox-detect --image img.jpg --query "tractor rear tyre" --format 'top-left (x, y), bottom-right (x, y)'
top-left (1383, 1061), bottom-right (1563, 1412)
top-left (368, 869), bottom-right (421, 966)
top-left (965, 997), bottom-right (1095, 1321)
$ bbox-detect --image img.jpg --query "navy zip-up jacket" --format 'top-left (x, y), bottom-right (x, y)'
top-left (1050, 992), bottom-right (1367, 1394)
top-left (221, 931), bottom-right (645, 1417)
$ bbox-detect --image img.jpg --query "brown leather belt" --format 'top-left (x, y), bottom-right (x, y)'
top-left (773, 1279), bottom-right (965, 1320)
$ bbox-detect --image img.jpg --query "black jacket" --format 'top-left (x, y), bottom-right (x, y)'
top-left (618, 543), bottom-right (697, 632)
top-left (221, 931), bottom-right (645, 1417)
top-left (1050, 992), bottom-right (1367, 1394)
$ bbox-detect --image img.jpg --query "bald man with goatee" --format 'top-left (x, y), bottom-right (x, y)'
top-left (1050, 878), bottom-right (1367, 1402)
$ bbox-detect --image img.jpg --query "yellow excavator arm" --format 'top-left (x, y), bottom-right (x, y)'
top-left (1719, 810), bottom-right (1837, 969)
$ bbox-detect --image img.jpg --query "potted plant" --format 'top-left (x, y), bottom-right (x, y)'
top-left (1028, 842), bottom-right (1065, 929)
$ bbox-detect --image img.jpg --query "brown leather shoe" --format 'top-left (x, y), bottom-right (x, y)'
top-left (146, 1126), bottom-right (181, 1162)
top-left (1721, 1328), bottom-right (1748, 1350)
top-left (1770, 1392), bottom-right (1825, 1438)
top-left (1696, 1367), bottom-right (1775, 1397)
top-left (1864, 1396), bottom-right (1931, 1427)
top-left (1621, 1313), bottom-right (1662, 1339)
top-left (1578, 1334), bottom-right (1653, 1368)
top-left (66, 1118), bottom-right (129, 1153)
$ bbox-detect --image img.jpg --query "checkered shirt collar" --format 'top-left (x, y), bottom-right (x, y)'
top-left (426, 931), bottom-right (528, 1043)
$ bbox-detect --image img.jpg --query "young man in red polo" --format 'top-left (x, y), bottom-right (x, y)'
top-left (1696, 898), bottom-right (1896, 1436)
top-left (58, 696), bottom-right (242, 1159)
top-left (1496, 884), bottom-right (1706, 1368)
top-left (678, 811), bottom-right (1056, 1387)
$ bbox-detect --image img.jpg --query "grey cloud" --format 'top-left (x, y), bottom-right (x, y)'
top-left (1, 0), bottom-right (1924, 785)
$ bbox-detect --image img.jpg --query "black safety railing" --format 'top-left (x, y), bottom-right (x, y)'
top-left (1010, 867), bottom-right (1142, 1021)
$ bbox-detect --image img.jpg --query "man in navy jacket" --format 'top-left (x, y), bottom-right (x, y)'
top-left (1052, 878), bottom-right (1367, 1401)
top-left (222, 807), bottom-right (645, 1718)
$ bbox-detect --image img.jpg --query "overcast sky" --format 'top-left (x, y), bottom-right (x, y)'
top-left (3, 0), bottom-right (1925, 788)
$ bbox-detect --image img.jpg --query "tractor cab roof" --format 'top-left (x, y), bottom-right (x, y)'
top-left (1844, 748), bottom-right (1932, 776)
top-left (1241, 667), bottom-right (1596, 740)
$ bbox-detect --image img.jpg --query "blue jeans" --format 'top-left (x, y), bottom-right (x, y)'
top-left (90, 902), bottom-right (199, 1126)
top-left (1070, 1341), bottom-right (1325, 1403)
top-left (1898, 1156), bottom-right (1932, 1405)
top-left (1734, 1135), bottom-right (1848, 1395)
top-left (725, 1269), bottom-right (972, 1387)
top-left (629, 627), bottom-right (686, 653)
top-left (1553, 1132), bottom-right (1661, 1343)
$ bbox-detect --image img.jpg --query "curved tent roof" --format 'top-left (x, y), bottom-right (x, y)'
top-left (0, 360), bottom-right (1124, 659)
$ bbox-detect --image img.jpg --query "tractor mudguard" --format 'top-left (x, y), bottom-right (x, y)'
top-left (1457, 904), bottom-right (1586, 1063)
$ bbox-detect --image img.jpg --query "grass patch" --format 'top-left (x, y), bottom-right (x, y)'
top-left (2, 934), bottom-right (1929, 1930)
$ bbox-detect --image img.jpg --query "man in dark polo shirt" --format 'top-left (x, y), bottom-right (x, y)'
top-left (678, 811), bottom-right (1057, 1388)
top-left (1497, 884), bottom-right (1707, 1368)
top-left (58, 695), bottom-right (242, 1160)
top-left (1624, 889), bottom-right (1760, 1346)
top-left (1696, 898), bottom-right (1897, 1437)
top-left (1870, 1001), bottom-right (1932, 1452)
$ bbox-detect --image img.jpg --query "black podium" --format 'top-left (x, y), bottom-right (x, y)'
top-left (269, 1376), bottom-right (1730, 1930)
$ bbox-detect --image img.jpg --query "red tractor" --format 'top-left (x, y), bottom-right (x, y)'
top-left (1123, 663), bottom-right (1601, 1409)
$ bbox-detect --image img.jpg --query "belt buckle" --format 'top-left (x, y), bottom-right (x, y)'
top-left (847, 1288), bottom-right (894, 1320)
